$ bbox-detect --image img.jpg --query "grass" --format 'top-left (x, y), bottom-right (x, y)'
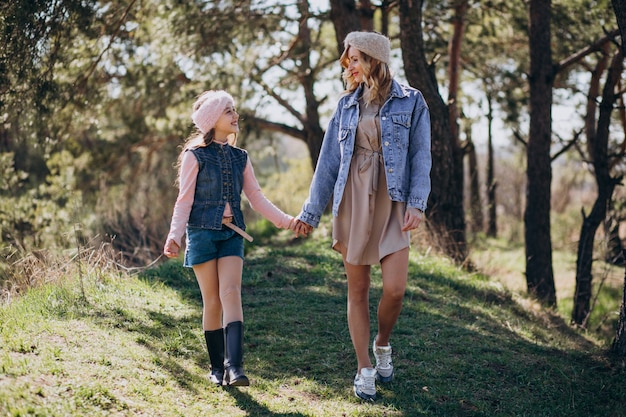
top-left (1, 225), bottom-right (625, 416)
top-left (470, 236), bottom-right (624, 343)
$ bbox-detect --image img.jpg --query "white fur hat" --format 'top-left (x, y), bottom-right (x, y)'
top-left (343, 31), bottom-right (391, 64)
top-left (191, 90), bottom-right (235, 133)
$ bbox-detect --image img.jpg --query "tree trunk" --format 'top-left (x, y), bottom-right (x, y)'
top-left (525, 0), bottom-right (557, 307)
top-left (611, 266), bottom-right (626, 356)
top-left (329, 0), bottom-right (365, 56)
top-left (447, 0), bottom-right (468, 153)
top-left (466, 136), bottom-right (483, 234)
top-left (572, 49), bottom-right (624, 326)
top-left (486, 91), bottom-right (497, 237)
top-left (297, 0), bottom-right (325, 169)
top-left (398, 0), bottom-right (467, 263)
top-left (604, 214), bottom-right (624, 266)
top-left (612, 0), bottom-right (626, 56)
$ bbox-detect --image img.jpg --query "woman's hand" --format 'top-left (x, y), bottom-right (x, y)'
top-left (163, 239), bottom-right (180, 258)
top-left (402, 207), bottom-right (424, 232)
top-left (293, 219), bottom-right (313, 238)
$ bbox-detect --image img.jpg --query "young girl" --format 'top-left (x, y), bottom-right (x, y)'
top-left (164, 90), bottom-right (295, 386)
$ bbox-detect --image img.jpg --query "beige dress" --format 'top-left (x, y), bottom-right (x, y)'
top-left (332, 96), bottom-right (409, 265)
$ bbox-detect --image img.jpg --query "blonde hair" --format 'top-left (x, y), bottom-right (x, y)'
top-left (340, 46), bottom-right (392, 106)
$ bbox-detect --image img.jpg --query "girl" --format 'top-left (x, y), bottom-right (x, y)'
top-left (164, 90), bottom-right (295, 386)
top-left (294, 32), bottom-right (432, 401)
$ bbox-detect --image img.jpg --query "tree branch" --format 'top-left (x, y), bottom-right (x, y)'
top-left (556, 29), bottom-right (620, 73)
top-left (551, 128), bottom-right (582, 161)
top-left (243, 115), bottom-right (306, 141)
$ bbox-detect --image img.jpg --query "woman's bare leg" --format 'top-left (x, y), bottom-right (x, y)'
top-left (344, 258), bottom-right (373, 373)
top-left (376, 247), bottom-right (409, 346)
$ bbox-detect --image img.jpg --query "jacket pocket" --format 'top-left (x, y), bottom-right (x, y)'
top-left (390, 113), bottom-right (411, 128)
top-left (339, 128), bottom-right (352, 142)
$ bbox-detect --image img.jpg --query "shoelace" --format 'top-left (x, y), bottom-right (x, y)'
top-left (376, 349), bottom-right (392, 368)
top-left (360, 374), bottom-right (376, 392)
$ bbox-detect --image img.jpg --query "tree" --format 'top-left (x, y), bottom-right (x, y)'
top-left (398, 0), bottom-right (467, 263)
top-left (525, 0), bottom-right (557, 307)
top-left (613, 0), bottom-right (626, 55)
top-left (571, 45), bottom-right (624, 326)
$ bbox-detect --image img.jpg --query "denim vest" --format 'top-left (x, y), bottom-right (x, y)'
top-left (187, 142), bottom-right (248, 231)
top-left (299, 80), bottom-right (432, 228)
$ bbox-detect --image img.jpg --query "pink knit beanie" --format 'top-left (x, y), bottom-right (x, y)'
top-left (191, 90), bottom-right (235, 133)
top-left (343, 31), bottom-right (391, 64)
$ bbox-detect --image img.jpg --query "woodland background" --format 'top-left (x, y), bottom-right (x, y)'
top-left (2, 0), bottom-right (626, 349)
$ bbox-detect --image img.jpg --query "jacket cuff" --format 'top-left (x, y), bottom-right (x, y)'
top-left (296, 211), bottom-right (320, 228)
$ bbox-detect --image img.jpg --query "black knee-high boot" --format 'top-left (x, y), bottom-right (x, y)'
top-left (223, 321), bottom-right (249, 386)
top-left (204, 329), bottom-right (225, 385)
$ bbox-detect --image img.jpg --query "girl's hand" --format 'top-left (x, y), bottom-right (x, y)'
top-left (163, 239), bottom-right (180, 258)
top-left (401, 207), bottom-right (424, 232)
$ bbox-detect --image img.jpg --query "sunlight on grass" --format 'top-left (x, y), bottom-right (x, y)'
top-left (1, 234), bottom-right (625, 416)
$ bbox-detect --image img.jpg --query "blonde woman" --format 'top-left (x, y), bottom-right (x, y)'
top-left (295, 32), bottom-right (432, 400)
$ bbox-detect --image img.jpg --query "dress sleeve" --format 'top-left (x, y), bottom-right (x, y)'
top-left (166, 150), bottom-right (199, 246)
top-left (243, 159), bottom-right (293, 229)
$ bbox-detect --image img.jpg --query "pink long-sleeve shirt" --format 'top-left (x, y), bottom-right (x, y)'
top-left (167, 146), bottom-right (293, 246)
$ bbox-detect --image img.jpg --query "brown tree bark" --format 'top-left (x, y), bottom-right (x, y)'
top-left (525, 0), bottom-right (557, 306)
top-left (486, 91), bottom-right (497, 237)
top-left (329, 0), bottom-right (366, 56)
top-left (612, 266), bottom-right (626, 356)
top-left (447, 0), bottom-right (469, 155)
top-left (612, 0), bottom-right (626, 55)
top-left (296, 0), bottom-right (326, 169)
top-left (466, 135), bottom-right (484, 234)
top-left (398, 0), bottom-right (467, 263)
top-left (572, 49), bottom-right (624, 326)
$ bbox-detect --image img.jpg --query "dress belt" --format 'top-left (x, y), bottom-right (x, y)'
top-left (222, 217), bottom-right (254, 242)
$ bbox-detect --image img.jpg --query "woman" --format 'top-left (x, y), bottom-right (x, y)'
top-left (164, 90), bottom-right (296, 386)
top-left (295, 31), bottom-right (431, 401)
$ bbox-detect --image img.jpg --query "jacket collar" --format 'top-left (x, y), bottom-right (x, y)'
top-left (345, 79), bottom-right (408, 108)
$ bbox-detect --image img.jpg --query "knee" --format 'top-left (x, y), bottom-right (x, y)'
top-left (383, 285), bottom-right (406, 303)
top-left (220, 284), bottom-right (242, 300)
top-left (203, 296), bottom-right (222, 313)
top-left (348, 286), bottom-right (369, 304)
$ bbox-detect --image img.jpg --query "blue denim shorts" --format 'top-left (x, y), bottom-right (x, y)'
top-left (184, 226), bottom-right (244, 267)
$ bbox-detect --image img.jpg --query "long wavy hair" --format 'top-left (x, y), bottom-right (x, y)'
top-left (340, 46), bottom-right (392, 106)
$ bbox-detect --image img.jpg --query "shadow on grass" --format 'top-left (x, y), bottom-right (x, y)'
top-left (128, 237), bottom-right (626, 416)
top-left (225, 388), bottom-right (309, 417)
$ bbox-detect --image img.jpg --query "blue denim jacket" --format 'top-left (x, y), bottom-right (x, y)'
top-left (299, 80), bottom-right (431, 228)
top-left (187, 142), bottom-right (248, 231)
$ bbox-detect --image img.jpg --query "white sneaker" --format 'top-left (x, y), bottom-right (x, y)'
top-left (373, 338), bottom-right (393, 382)
top-left (353, 367), bottom-right (377, 401)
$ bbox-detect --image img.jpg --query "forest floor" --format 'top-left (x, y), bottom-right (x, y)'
top-left (1, 225), bottom-right (625, 416)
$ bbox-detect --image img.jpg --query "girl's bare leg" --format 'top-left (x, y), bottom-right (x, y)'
top-left (217, 256), bottom-right (244, 326)
top-left (192, 260), bottom-right (222, 330)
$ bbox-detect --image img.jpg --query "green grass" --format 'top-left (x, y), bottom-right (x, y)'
top-left (1, 227), bottom-right (625, 416)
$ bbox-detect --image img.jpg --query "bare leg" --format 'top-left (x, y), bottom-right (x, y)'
top-left (344, 258), bottom-right (373, 373)
top-left (376, 248), bottom-right (409, 346)
top-left (192, 260), bottom-right (222, 331)
top-left (217, 256), bottom-right (244, 326)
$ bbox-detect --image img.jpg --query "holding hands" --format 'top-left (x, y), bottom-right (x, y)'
top-left (291, 218), bottom-right (313, 238)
